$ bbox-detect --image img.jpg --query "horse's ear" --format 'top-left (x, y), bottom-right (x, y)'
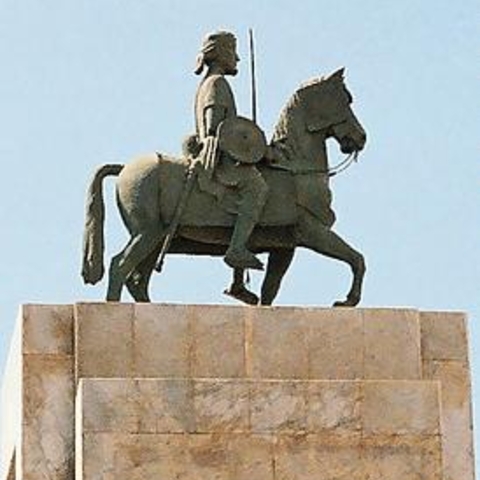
top-left (329, 67), bottom-right (345, 80)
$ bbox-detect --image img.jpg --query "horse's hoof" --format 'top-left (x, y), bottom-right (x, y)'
top-left (333, 297), bottom-right (359, 308)
top-left (224, 286), bottom-right (259, 306)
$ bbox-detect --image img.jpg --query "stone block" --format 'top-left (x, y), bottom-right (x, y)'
top-left (1, 307), bottom-right (76, 480)
top-left (363, 309), bottom-right (421, 379)
top-left (420, 311), bottom-right (468, 361)
top-left (194, 379), bottom-right (249, 433)
top-left (307, 308), bottom-right (363, 379)
top-left (152, 379), bottom-right (195, 433)
top-left (307, 381), bottom-right (361, 433)
top-left (78, 378), bottom-right (139, 433)
top-left (133, 304), bottom-right (191, 377)
top-left (78, 433), bottom-right (263, 480)
top-left (78, 378), bottom-right (195, 435)
top-left (228, 435), bottom-right (274, 480)
top-left (186, 434), bottom-right (231, 478)
top-left (75, 302), bottom-right (134, 379)
top-left (362, 381), bottom-right (440, 435)
top-left (250, 380), bottom-right (307, 433)
top-left (361, 436), bottom-right (442, 480)
top-left (191, 305), bottom-right (246, 378)
top-left (77, 432), bottom-right (275, 480)
top-left (275, 435), bottom-right (363, 480)
top-left (22, 304), bottom-right (73, 355)
top-left (248, 307), bottom-right (308, 378)
top-left (20, 355), bottom-right (74, 480)
top-left (423, 360), bottom-right (475, 480)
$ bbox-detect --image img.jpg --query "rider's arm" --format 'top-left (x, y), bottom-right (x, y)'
top-left (198, 105), bottom-right (226, 171)
top-left (204, 105), bottom-right (227, 137)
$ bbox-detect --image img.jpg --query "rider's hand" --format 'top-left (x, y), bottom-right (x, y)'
top-left (263, 145), bottom-right (277, 164)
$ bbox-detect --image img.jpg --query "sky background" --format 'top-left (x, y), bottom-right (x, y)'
top-left (0, 0), bottom-right (478, 467)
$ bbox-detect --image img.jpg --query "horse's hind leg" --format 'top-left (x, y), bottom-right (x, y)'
top-left (260, 249), bottom-right (295, 305)
top-left (125, 247), bottom-right (161, 302)
top-left (107, 227), bottom-right (162, 301)
top-left (299, 218), bottom-right (365, 307)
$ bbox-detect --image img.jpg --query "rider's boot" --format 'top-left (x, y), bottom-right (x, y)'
top-left (224, 215), bottom-right (264, 270)
top-left (224, 268), bottom-right (259, 305)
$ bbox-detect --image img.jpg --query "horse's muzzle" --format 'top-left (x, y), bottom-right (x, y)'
top-left (340, 135), bottom-right (365, 154)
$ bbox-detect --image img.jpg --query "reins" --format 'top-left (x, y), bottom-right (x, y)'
top-left (270, 150), bottom-right (359, 177)
top-left (327, 150), bottom-right (359, 177)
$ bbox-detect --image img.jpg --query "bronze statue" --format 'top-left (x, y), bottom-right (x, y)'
top-left (82, 30), bottom-right (367, 306)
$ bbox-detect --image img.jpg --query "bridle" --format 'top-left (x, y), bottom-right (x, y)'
top-left (268, 149), bottom-right (359, 177)
top-left (327, 150), bottom-right (359, 177)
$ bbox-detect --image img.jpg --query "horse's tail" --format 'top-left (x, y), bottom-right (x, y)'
top-left (81, 164), bottom-right (124, 285)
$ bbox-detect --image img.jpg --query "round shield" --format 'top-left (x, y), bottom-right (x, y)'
top-left (217, 116), bottom-right (267, 164)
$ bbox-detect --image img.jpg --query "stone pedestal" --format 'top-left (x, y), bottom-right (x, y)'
top-left (0, 304), bottom-right (475, 479)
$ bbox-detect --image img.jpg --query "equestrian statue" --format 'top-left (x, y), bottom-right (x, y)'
top-left (81, 30), bottom-right (367, 306)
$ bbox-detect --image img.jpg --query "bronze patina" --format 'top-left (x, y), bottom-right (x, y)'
top-left (82, 31), bottom-right (367, 306)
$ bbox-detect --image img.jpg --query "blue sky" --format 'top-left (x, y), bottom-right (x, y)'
top-left (0, 0), bottom-right (478, 465)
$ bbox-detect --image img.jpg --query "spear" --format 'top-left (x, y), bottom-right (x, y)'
top-left (249, 28), bottom-right (257, 123)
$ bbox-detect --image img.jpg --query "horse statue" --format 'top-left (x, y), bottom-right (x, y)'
top-left (82, 68), bottom-right (367, 306)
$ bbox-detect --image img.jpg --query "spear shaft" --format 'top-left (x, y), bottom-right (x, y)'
top-left (249, 28), bottom-right (257, 123)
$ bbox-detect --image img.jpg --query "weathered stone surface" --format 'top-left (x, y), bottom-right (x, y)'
top-left (21, 355), bottom-right (74, 480)
top-left (275, 434), bottom-right (363, 480)
top-left (363, 309), bottom-right (421, 380)
top-left (248, 307), bottom-right (309, 379)
top-left (133, 303), bottom-right (191, 377)
top-left (362, 381), bottom-right (440, 435)
top-left (421, 311), bottom-right (468, 361)
top-left (307, 381), bottom-right (361, 433)
top-left (423, 359), bottom-right (475, 480)
top-left (1, 305), bottom-right (74, 480)
top-left (22, 304), bottom-right (73, 355)
top-left (307, 308), bottom-right (363, 379)
top-left (1, 304), bottom-right (476, 480)
top-left (194, 379), bottom-right (249, 433)
top-left (0, 306), bottom-right (75, 480)
top-left (191, 305), bottom-right (246, 378)
top-left (361, 435), bottom-right (443, 480)
top-left (77, 377), bottom-right (442, 441)
top-left (77, 433), bottom-right (275, 480)
top-left (78, 378), bottom-right (195, 434)
top-left (229, 435), bottom-right (274, 480)
top-left (75, 302), bottom-right (134, 379)
top-left (250, 380), bottom-right (307, 433)
top-left (76, 432), bottom-right (444, 480)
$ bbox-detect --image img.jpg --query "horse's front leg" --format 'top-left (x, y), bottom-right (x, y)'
top-left (260, 249), bottom-right (295, 305)
top-left (298, 213), bottom-right (365, 307)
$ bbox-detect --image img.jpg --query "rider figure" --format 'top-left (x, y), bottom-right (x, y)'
top-left (193, 31), bottom-right (268, 271)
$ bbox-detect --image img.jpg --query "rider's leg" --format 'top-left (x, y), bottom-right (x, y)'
top-left (223, 165), bottom-right (268, 270)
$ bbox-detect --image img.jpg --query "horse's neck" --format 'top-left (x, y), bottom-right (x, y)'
top-left (271, 106), bottom-right (328, 171)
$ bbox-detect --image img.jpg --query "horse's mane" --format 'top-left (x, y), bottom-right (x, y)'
top-left (271, 68), bottom-right (350, 145)
top-left (271, 76), bottom-right (327, 143)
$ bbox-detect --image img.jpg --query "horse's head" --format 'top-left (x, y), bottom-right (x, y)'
top-left (296, 68), bottom-right (367, 154)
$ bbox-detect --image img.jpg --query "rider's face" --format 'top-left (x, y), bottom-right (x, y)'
top-left (221, 46), bottom-right (239, 75)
